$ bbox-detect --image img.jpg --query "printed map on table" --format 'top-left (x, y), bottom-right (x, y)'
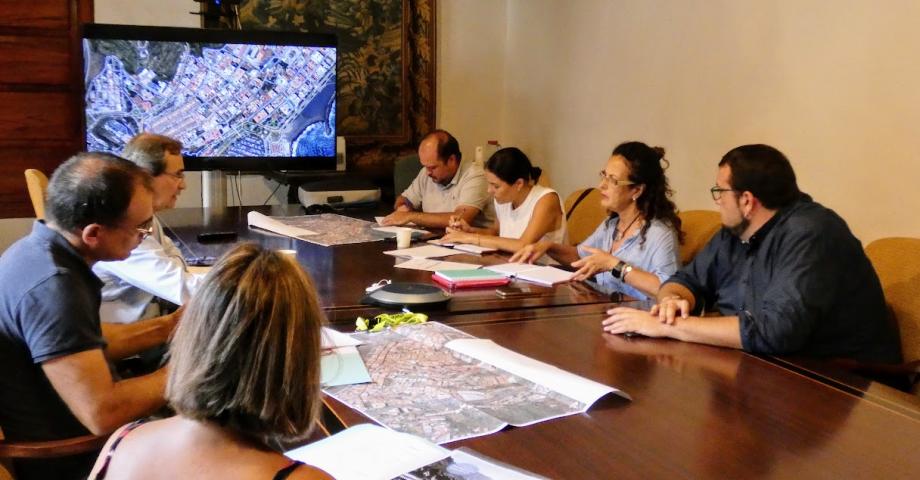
top-left (270, 214), bottom-right (385, 246)
top-left (324, 322), bottom-right (600, 444)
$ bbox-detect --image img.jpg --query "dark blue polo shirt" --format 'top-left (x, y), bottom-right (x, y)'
top-left (667, 195), bottom-right (901, 364)
top-left (0, 221), bottom-right (106, 442)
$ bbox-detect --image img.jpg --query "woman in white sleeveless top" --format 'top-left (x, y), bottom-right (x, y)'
top-left (440, 147), bottom-right (566, 254)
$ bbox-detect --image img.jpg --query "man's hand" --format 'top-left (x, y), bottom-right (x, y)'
top-left (570, 246), bottom-right (619, 281)
top-left (602, 306), bottom-right (672, 337)
top-left (395, 204), bottom-right (412, 213)
top-left (510, 240), bottom-right (551, 264)
top-left (381, 210), bottom-right (415, 226)
top-left (447, 215), bottom-right (472, 233)
top-left (651, 296), bottom-right (691, 325)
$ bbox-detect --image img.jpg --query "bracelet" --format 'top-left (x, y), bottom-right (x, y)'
top-left (620, 263), bottom-right (634, 281)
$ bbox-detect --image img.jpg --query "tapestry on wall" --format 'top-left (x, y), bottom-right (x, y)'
top-left (237, 0), bottom-right (435, 190)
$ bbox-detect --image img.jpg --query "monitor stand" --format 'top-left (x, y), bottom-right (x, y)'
top-left (201, 170), bottom-right (227, 208)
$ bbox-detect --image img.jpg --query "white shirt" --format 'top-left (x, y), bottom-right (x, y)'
top-left (93, 216), bottom-right (204, 324)
top-left (495, 184), bottom-right (567, 244)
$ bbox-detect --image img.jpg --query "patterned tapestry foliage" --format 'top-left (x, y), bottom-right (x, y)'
top-left (238, 0), bottom-right (435, 147)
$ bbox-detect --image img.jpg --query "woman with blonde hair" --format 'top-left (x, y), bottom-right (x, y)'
top-left (90, 244), bottom-right (332, 480)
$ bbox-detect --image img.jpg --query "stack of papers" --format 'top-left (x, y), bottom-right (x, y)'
top-left (432, 268), bottom-right (510, 288)
top-left (285, 424), bottom-right (548, 480)
top-left (394, 258), bottom-right (479, 272)
top-left (485, 263), bottom-right (574, 286)
top-left (428, 239), bottom-right (498, 255)
top-left (383, 244), bottom-right (459, 259)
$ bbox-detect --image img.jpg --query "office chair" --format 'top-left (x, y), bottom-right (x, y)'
top-left (23, 169), bottom-right (48, 220)
top-left (863, 237), bottom-right (920, 393)
top-left (677, 210), bottom-right (722, 265)
top-left (393, 154), bottom-right (421, 198)
top-left (0, 426), bottom-right (107, 479)
top-left (563, 188), bottom-right (606, 245)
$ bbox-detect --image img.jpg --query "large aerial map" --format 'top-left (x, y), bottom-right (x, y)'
top-left (270, 213), bottom-right (385, 246)
top-left (325, 322), bottom-right (593, 444)
top-left (83, 39), bottom-right (336, 157)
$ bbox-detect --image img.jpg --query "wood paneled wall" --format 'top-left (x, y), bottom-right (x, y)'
top-left (0, 0), bottom-right (92, 218)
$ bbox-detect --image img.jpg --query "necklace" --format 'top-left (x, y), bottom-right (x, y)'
top-left (613, 213), bottom-right (641, 242)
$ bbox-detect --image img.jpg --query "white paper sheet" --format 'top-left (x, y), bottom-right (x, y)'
top-left (446, 338), bottom-right (629, 404)
top-left (285, 424), bottom-right (449, 480)
top-left (320, 327), bottom-right (362, 348)
top-left (383, 244), bottom-right (459, 259)
top-left (428, 240), bottom-right (497, 255)
top-left (486, 263), bottom-right (574, 286)
top-left (247, 211), bottom-right (316, 237)
top-left (394, 258), bottom-right (481, 271)
top-left (372, 226), bottom-right (428, 236)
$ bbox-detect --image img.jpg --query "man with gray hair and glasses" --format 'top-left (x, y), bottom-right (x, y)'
top-left (93, 133), bottom-right (204, 324)
top-left (0, 153), bottom-right (179, 479)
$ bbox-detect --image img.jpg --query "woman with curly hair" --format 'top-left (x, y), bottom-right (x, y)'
top-left (89, 244), bottom-right (332, 480)
top-left (512, 141), bottom-right (683, 299)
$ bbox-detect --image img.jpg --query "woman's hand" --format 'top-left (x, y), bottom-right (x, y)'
top-left (510, 240), bottom-right (552, 263)
top-left (570, 246), bottom-right (620, 281)
top-left (440, 231), bottom-right (476, 245)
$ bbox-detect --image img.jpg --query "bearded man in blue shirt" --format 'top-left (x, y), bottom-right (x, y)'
top-left (603, 144), bottom-right (901, 364)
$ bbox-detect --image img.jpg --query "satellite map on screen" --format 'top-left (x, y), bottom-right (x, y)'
top-left (83, 39), bottom-right (336, 158)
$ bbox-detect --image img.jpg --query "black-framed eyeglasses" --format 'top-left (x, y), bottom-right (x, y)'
top-left (710, 186), bottom-right (738, 201)
top-left (598, 170), bottom-right (635, 187)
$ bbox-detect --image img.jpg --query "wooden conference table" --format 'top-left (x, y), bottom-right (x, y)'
top-left (162, 205), bottom-right (920, 478)
top-left (325, 304), bottom-right (920, 479)
top-left (159, 205), bottom-right (613, 322)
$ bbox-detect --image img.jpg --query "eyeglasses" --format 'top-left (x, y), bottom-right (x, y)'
top-left (134, 219), bottom-right (154, 239)
top-left (598, 170), bottom-right (635, 187)
top-left (161, 170), bottom-right (185, 181)
top-left (710, 186), bottom-right (738, 201)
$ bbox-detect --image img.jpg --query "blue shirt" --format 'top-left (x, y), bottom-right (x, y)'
top-left (578, 217), bottom-right (680, 300)
top-left (667, 195), bottom-right (901, 363)
top-left (0, 221), bottom-right (106, 443)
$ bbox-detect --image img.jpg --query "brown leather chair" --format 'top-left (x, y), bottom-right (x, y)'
top-left (0, 426), bottom-right (107, 479)
top-left (23, 169), bottom-right (49, 220)
top-left (677, 210), bottom-right (721, 265)
top-left (864, 237), bottom-right (920, 393)
top-left (563, 188), bottom-right (606, 246)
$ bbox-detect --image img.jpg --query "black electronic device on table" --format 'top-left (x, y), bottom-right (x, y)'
top-left (362, 282), bottom-right (451, 308)
top-left (196, 231), bottom-right (238, 243)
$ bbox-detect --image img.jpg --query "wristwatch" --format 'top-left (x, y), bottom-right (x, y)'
top-left (611, 260), bottom-right (633, 280)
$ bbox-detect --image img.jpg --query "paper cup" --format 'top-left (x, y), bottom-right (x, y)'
top-left (396, 228), bottom-right (413, 249)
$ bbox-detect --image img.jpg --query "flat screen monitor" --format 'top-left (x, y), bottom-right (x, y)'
top-left (81, 24), bottom-right (337, 171)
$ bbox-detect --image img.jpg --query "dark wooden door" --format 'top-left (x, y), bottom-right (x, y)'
top-left (0, 0), bottom-right (92, 217)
